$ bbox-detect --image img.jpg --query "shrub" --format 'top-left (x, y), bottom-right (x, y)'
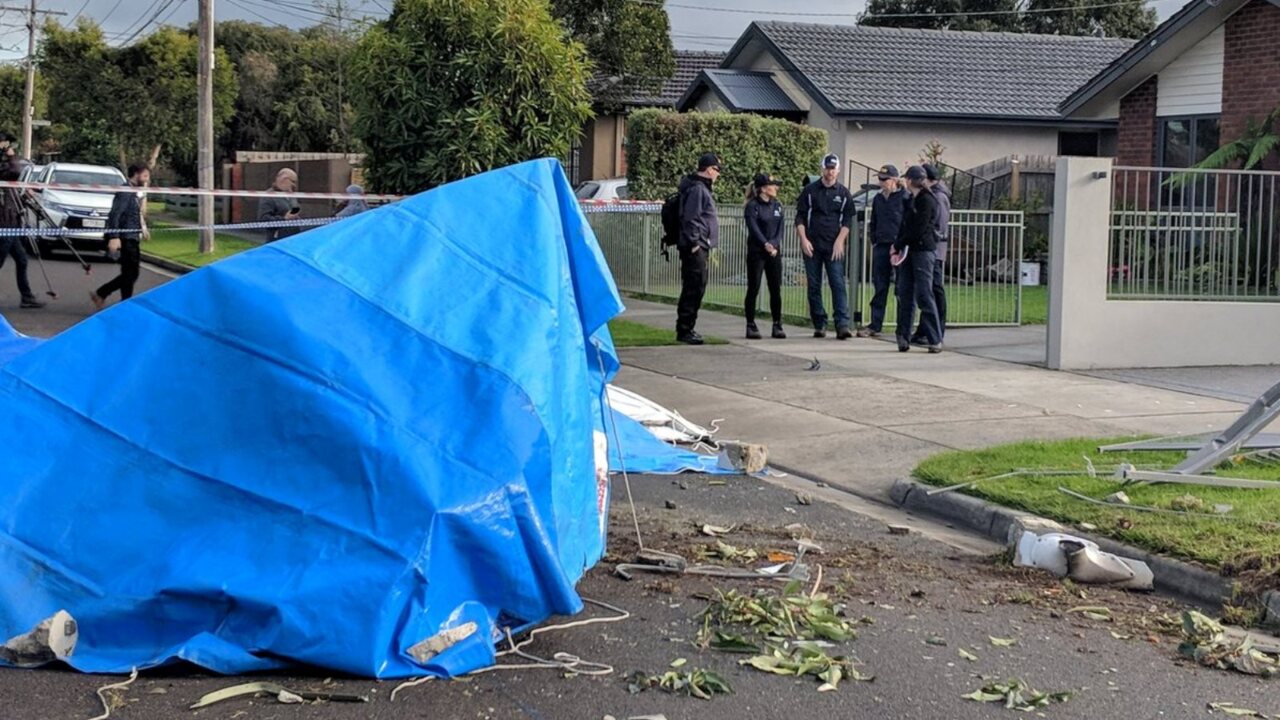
top-left (625, 110), bottom-right (828, 204)
top-left (349, 0), bottom-right (593, 194)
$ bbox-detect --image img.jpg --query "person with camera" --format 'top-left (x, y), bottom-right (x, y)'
top-left (90, 163), bottom-right (151, 311)
top-left (0, 133), bottom-right (44, 309)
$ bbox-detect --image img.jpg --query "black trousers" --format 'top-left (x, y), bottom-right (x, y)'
top-left (914, 258), bottom-right (947, 340)
top-left (0, 234), bottom-right (35, 301)
top-left (676, 246), bottom-right (709, 336)
top-left (96, 240), bottom-right (141, 301)
top-left (744, 248), bottom-right (782, 326)
top-left (868, 243), bottom-right (893, 332)
top-left (896, 249), bottom-right (941, 345)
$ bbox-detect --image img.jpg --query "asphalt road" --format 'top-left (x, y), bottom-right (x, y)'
top-left (0, 474), bottom-right (1273, 720)
top-left (0, 251), bottom-right (171, 337)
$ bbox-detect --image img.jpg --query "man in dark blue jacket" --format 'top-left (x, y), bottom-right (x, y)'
top-left (858, 164), bottom-right (909, 338)
top-left (91, 163), bottom-right (151, 310)
top-left (894, 165), bottom-right (942, 353)
top-left (796, 153), bottom-right (854, 339)
top-left (675, 153), bottom-right (721, 345)
top-left (912, 163), bottom-right (951, 345)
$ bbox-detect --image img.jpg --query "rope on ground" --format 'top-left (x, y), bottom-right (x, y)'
top-left (390, 597), bottom-right (630, 701)
top-left (87, 667), bottom-right (137, 720)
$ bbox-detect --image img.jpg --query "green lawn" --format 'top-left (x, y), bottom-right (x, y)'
top-left (608, 319), bottom-right (727, 347)
top-left (914, 438), bottom-right (1280, 575)
top-left (634, 283), bottom-right (1046, 327)
top-left (144, 227), bottom-right (258, 268)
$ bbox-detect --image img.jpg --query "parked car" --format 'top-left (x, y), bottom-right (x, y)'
top-left (575, 178), bottom-right (629, 202)
top-left (30, 163), bottom-right (129, 257)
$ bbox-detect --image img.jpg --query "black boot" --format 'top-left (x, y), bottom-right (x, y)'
top-left (20, 296), bottom-right (46, 309)
top-left (745, 323), bottom-right (762, 340)
top-left (772, 323), bottom-right (786, 339)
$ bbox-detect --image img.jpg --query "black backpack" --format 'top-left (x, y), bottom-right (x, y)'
top-left (659, 190), bottom-right (682, 260)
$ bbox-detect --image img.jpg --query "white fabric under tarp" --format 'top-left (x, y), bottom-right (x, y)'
top-left (606, 385), bottom-right (714, 445)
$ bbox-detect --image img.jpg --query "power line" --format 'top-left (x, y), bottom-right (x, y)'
top-left (116, 0), bottom-right (179, 46)
top-left (68, 0), bottom-right (91, 25)
top-left (112, 0), bottom-right (163, 42)
top-left (635, 0), bottom-right (1171, 19)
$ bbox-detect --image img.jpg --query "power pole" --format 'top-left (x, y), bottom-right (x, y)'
top-left (0, 1), bottom-right (66, 160)
top-left (197, 0), bottom-right (215, 254)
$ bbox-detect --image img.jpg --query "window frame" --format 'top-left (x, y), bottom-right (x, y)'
top-left (1155, 114), bottom-right (1220, 169)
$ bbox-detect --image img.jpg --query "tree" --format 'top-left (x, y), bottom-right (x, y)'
top-left (0, 67), bottom-right (48, 153)
top-left (860, 0), bottom-right (1022, 33)
top-left (1022, 0), bottom-right (1156, 38)
top-left (550, 0), bottom-right (675, 107)
top-left (350, 0), bottom-right (593, 193)
top-left (1196, 105), bottom-right (1280, 171)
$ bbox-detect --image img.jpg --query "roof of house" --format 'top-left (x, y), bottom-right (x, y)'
top-left (724, 22), bottom-right (1134, 121)
top-left (677, 69), bottom-right (801, 113)
top-left (596, 50), bottom-right (727, 109)
top-left (1060, 0), bottom-right (1280, 116)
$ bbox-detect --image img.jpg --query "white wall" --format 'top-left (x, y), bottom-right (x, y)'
top-left (1157, 27), bottom-right (1224, 117)
top-left (1048, 156), bottom-right (1280, 369)
top-left (847, 122), bottom-right (1060, 172)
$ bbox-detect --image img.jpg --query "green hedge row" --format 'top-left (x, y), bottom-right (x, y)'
top-left (625, 110), bottom-right (828, 204)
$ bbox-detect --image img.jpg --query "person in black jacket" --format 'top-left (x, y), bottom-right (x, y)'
top-left (857, 164), bottom-right (909, 338)
top-left (796, 153), bottom-right (854, 339)
top-left (893, 165), bottom-right (942, 353)
top-left (675, 152), bottom-right (721, 345)
top-left (0, 142), bottom-right (43, 309)
top-left (90, 162), bottom-right (151, 310)
top-left (743, 173), bottom-right (786, 339)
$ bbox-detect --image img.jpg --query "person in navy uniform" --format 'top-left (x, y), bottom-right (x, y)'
top-left (894, 165), bottom-right (942, 353)
top-left (742, 173), bottom-right (786, 339)
top-left (795, 153), bottom-right (854, 340)
top-left (911, 163), bottom-right (951, 346)
top-left (858, 164), bottom-right (909, 338)
top-left (675, 152), bottom-right (721, 345)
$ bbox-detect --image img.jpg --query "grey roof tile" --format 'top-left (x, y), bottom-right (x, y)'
top-left (603, 50), bottom-right (726, 108)
top-left (753, 22), bottom-right (1134, 119)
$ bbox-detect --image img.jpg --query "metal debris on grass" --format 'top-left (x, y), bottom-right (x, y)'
top-left (626, 668), bottom-right (732, 701)
top-left (743, 643), bottom-right (872, 692)
top-left (1179, 611), bottom-right (1279, 678)
top-left (962, 678), bottom-right (1072, 711)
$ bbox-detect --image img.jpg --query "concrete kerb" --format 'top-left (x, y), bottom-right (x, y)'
top-left (141, 253), bottom-right (195, 276)
top-left (891, 478), bottom-right (1237, 610)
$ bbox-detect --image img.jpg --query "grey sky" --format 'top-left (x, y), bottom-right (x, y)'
top-left (0, 0), bottom-right (1180, 63)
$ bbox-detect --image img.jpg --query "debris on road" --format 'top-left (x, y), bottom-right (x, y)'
top-left (806, 357), bottom-right (821, 371)
top-left (795, 492), bottom-right (813, 506)
top-left (717, 442), bottom-right (768, 474)
top-left (0, 609), bottom-right (77, 668)
top-left (697, 541), bottom-right (759, 564)
top-left (743, 643), bottom-right (872, 692)
top-left (1179, 611), bottom-right (1279, 678)
top-left (698, 582), bottom-right (856, 645)
top-left (958, 648), bottom-right (979, 662)
top-left (887, 524), bottom-right (911, 536)
top-left (700, 524), bottom-right (735, 537)
top-left (962, 678), bottom-right (1072, 711)
top-left (189, 682), bottom-right (370, 709)
top-left (89, 668), bottom-right (137, 720)
top-left (1014, 530), bottom-right (1153, 591)
top-left (989, 636), bottom-right (1019, 648)
top-left (626, 668), bottom-right (732, 700)
top-left (1208, 702), bottom-right (1272, 717)
top-left (1067, 606), bottom-right (1114, 623)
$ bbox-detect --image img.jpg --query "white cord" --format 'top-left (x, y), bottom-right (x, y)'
top-left (391, 597), bottom-right (630, 701)
top-left (88, 667), bottom-right (137, 720)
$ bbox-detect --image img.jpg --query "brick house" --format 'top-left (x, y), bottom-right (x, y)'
top-left (1061, 0), bottom-right (1280, 171)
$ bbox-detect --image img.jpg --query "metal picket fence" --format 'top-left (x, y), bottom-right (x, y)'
top-left (584, 201), bottom-right (1024, 328)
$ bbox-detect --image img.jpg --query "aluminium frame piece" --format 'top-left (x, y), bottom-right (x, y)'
top-left (1172, 379), bottom-right (1280, 476)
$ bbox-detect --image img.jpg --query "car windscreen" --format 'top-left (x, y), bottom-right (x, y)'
top-left (574, 182), bottom-right (600, 200)
top-left (50, 170), bottom-right (127, 187)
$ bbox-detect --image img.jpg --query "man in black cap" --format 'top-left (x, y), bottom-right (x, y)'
top-left (911, 163), bottom-right (950, 345)
top-left (0, 134), bottom-right (44, 309)
top-left (795, 153), bottom-right (854, 339)
top-left (894, 165), bottom-right (941, 353)
top-left (674, 152), bottom-right (721, 345)
top-left (858, 164), bottom-right (909, 338)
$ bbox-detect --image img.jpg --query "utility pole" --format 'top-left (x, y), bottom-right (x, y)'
top-left (1, 1), bottom-right (66, 160)
top-left (197, 0), bottom-right (215, 254)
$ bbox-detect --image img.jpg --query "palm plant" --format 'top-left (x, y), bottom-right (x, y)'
top-left (1196, 104), bottom-right (1280, 171)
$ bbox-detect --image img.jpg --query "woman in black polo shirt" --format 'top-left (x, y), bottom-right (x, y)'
top-left (743, 173), bottom-right (786, 339)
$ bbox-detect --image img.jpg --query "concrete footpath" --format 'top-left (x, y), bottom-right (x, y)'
top-left (614, 299), bottom-right (1251, 507)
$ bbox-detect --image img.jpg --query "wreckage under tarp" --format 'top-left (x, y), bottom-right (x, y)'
top-left (0, 159), bottom-right (722, 679)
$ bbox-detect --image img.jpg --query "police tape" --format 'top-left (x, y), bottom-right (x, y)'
top-left (0, 217), bottom-right (335, 238)
top-left (0, 180), bottom-right (404, 202)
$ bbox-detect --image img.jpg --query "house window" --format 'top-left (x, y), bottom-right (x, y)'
top-left (1059, 131), bottom-right (1100, 157)
top-left (1157, 115), bottom-right (1220, 168)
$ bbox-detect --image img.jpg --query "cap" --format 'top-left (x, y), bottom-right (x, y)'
top-left (0, 131), bottom-right (14, 144)
top-left (753, 173), bottom-right (780, 189)
top-left (877, 164), bottom-right (899, 180)
top-left (822, 153), bottom-right (840, 170)
top-left (697, 152), bottom-right (722, 171)
top-left (904, 165), bottom-right (928, 181)
top-left (922, 163), bottom-right (940, 181)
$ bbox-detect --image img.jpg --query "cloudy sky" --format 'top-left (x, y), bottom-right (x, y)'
top-left (0, 0), bottom-right (1181, 63)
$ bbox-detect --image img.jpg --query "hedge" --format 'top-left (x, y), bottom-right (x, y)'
top-left (625, 110), bottom-right (829, 204)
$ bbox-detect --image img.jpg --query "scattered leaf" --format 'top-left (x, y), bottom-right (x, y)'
top-left (627, 668), bottom-right (732, 701)
top-left (670, 658), bottom-right (687, 668)
top-left (709, 631), bottom-right (759, 654)
top-left (958, 648), bottom-right (979, 662)
top-left (925, 636), bottom-right (948, 647)
top-left (1208, 702), bottom-right (1269, 717)
top-left (962, 678), bottom-right (1072, 711)
top-left (1110, 631), bottom-right (1132, 641)
top-left (767, 551), bottom-right (796, 563)
top-left (1067, 606), bottom-right (1113, 623)
top-left (989, 636), bottom-right (1019, 648)
top-left (701, 524), bottom-right (734, 537)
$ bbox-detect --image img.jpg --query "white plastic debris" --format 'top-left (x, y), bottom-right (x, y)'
top-left (1014, 531), bottom-right (1153, 591)
top-left (0, 609), bottom-right (77, 667)
top-left (606, 385), bottom-right (713, 444)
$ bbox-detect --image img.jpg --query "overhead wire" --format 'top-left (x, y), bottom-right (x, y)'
top-left (633, 0), bottom-right (1176, 19)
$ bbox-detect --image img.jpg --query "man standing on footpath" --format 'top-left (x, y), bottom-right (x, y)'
top-left (911, 163), bottom-right (950, 346)
top-left (90, 163), bottom-right (151, 310)
top-left (796, 153), bottom-right (854, 339)
top-left (675, 153), bottom-right (721, 345)
top-left (857, 164), bottom-right (908, 338)
top-left (894, 165), bottom-right (942, 353)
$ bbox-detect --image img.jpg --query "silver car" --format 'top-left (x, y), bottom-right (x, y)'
top-left (31, 162), bottom-right (129, 256)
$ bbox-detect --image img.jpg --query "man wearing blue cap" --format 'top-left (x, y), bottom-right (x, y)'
top-left (795, 153), bottom-right (854, 339)
top-left (857, 164), bottom-right (909, 338)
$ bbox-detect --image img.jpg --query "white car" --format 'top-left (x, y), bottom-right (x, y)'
top-left (31, 162), bottom-right (129, 256)
top-left (575, 177), bottom-right (629, 202)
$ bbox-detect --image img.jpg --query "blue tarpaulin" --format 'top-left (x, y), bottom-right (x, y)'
top-left (0, 159), bottom-right (671, 678)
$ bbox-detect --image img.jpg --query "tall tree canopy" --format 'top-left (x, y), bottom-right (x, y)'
top-left (862, 0), bottom-right (1157, 37)
top-left (550, 0), bottom-right (676, 106)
